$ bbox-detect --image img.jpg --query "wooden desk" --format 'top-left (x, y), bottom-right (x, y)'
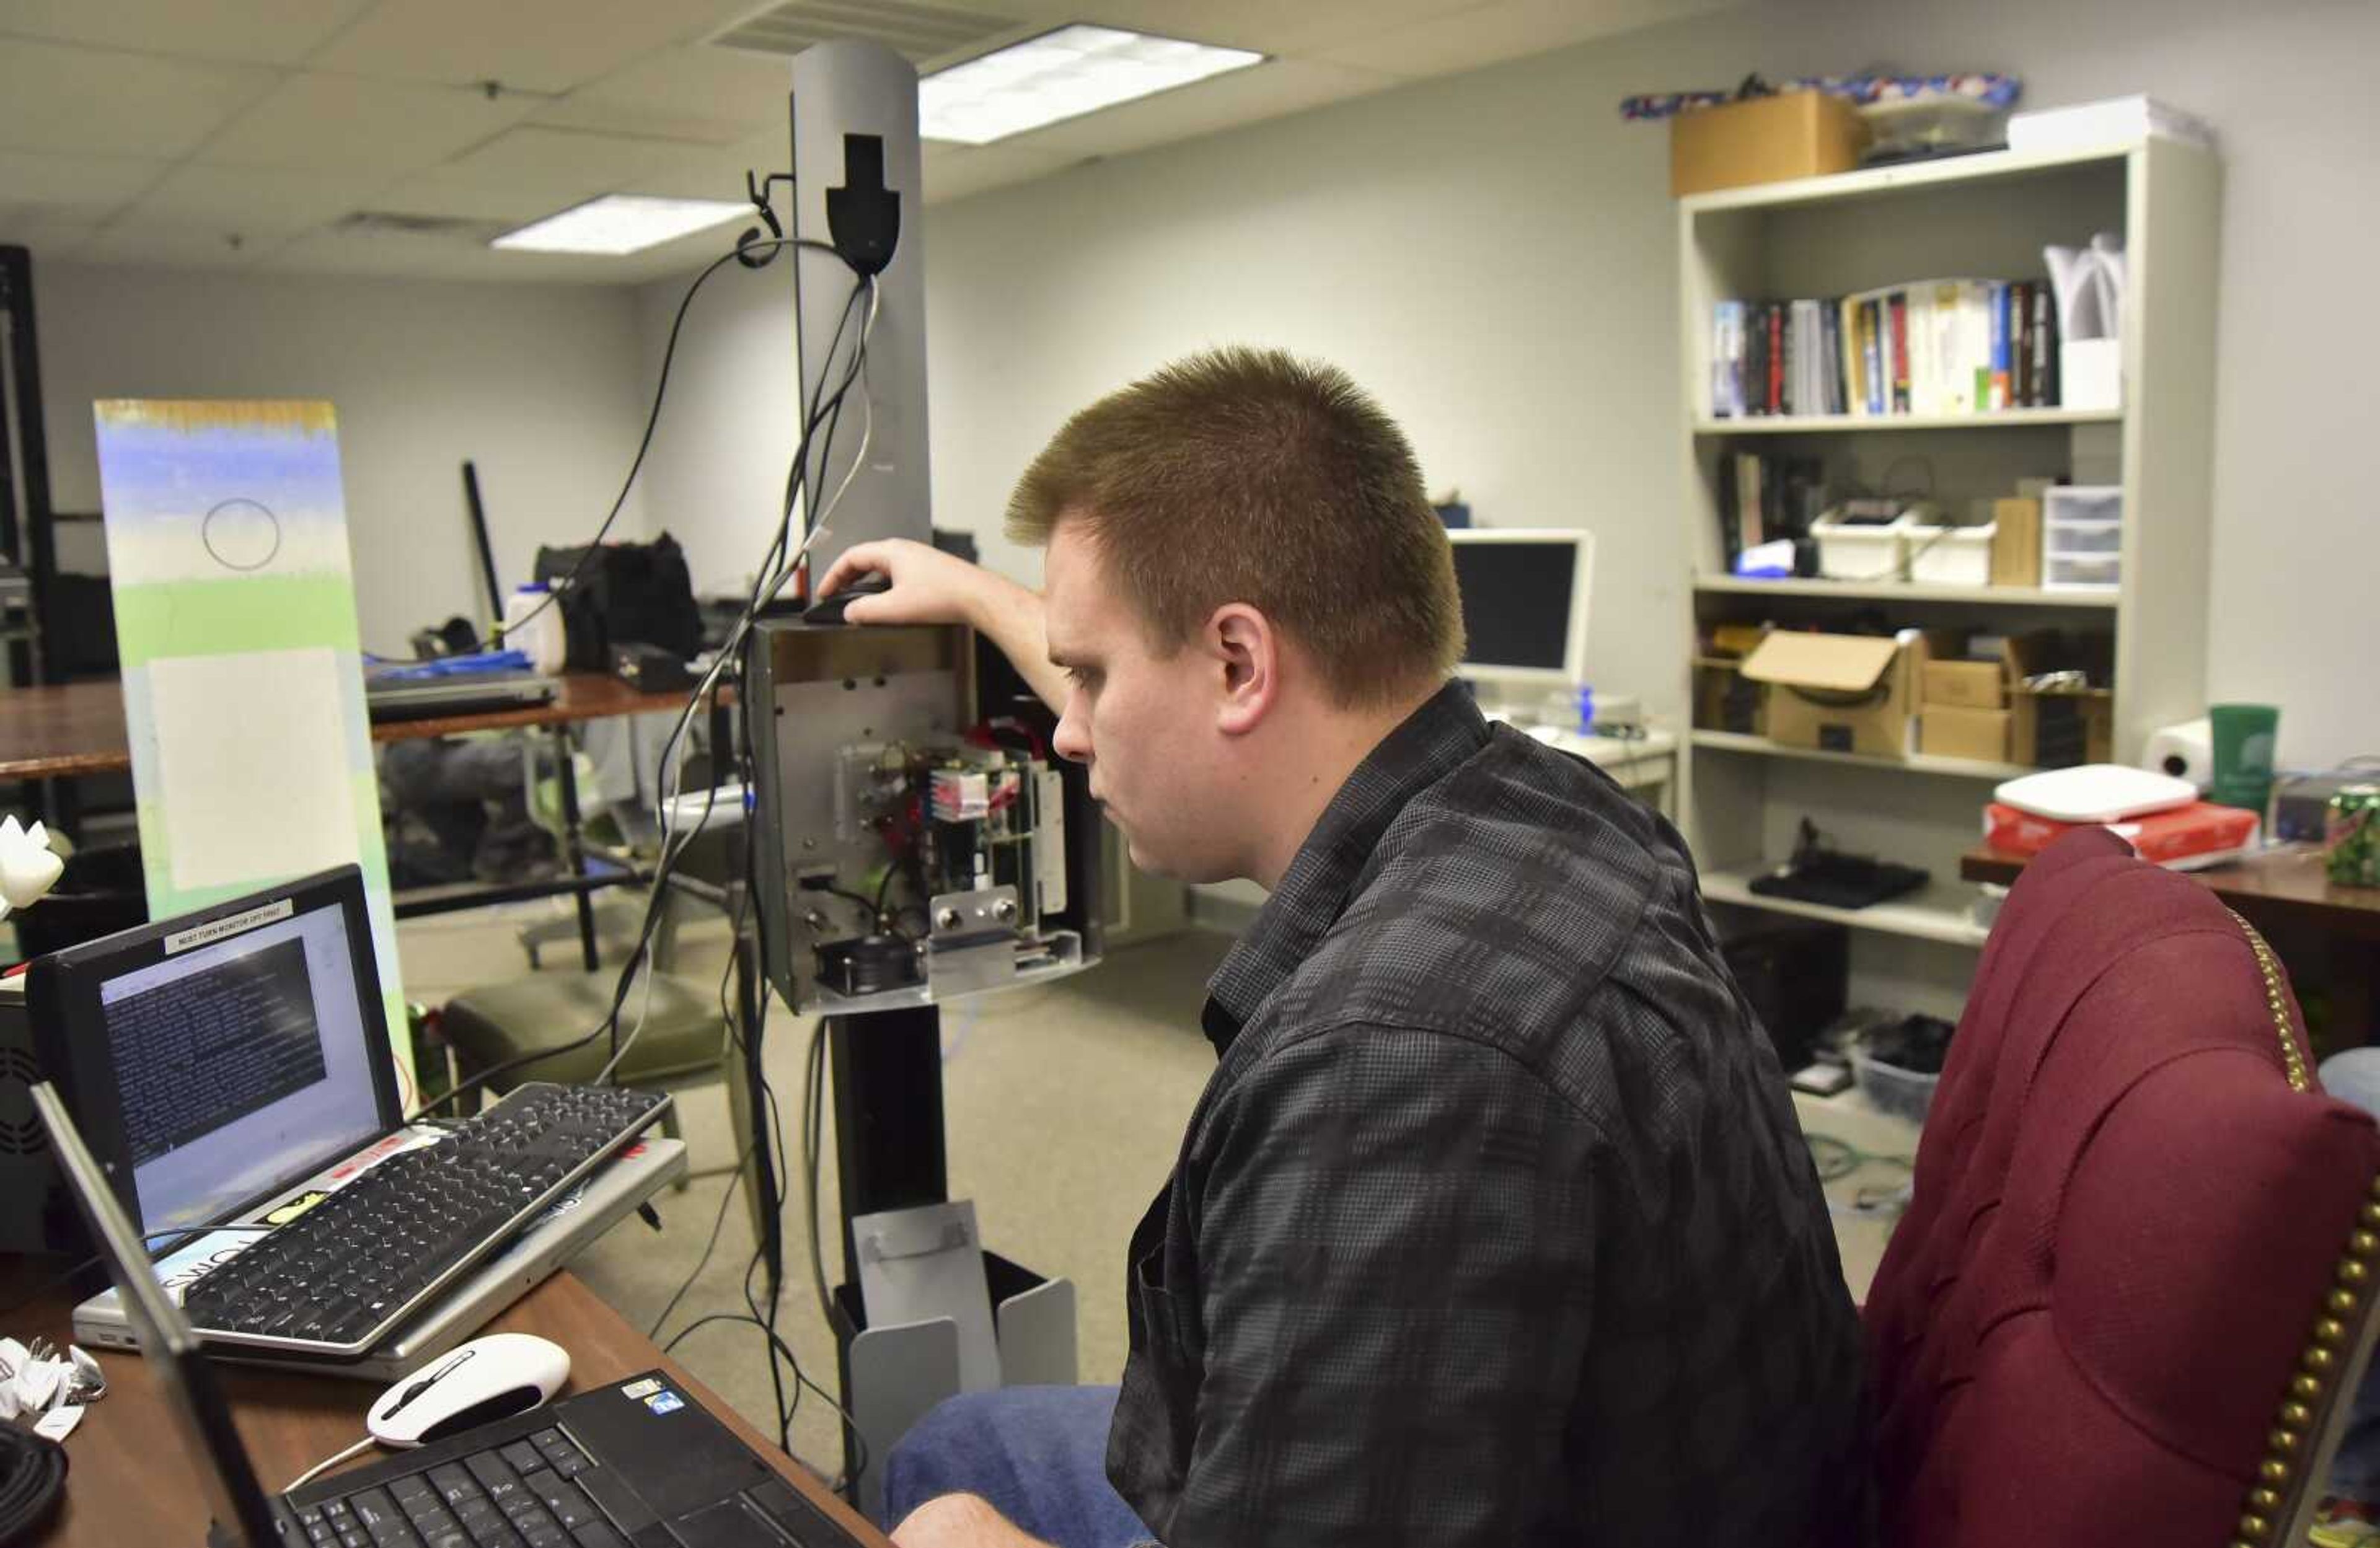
top-left (1959, 842), bottom-right (2380, 943)
top-left (0, 674), bottom-right (694, 781)
top-left (7, 1270), bottom-right (884, 1547)
top-left (0, 674), bottom-right (702, 972)
top-left (1962, 843), bottom-right (2380, 1045)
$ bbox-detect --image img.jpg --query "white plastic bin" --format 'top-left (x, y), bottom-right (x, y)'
top-left (1811, 512), bottom-right (1908, 584)
top-left (2045, 552), bottom-right (2122, 591)
top-left (1903, 520), bottom-right (1997, 587)
top-left (2043, 485), bottom-right (2123, 591)
top-left (2045, 519), bottom-right (2122, 555)
top-left (2045, 485), bottom-right (2122, 528)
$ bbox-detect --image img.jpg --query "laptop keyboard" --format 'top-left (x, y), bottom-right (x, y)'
top-left (296, 1425), bottom-right (616, 1548)
top-left (183, 1083), bottom-right (668, 1355)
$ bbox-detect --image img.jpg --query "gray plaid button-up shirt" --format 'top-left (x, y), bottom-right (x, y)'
top-left (1105, 682), bottom-right (1867, 1546)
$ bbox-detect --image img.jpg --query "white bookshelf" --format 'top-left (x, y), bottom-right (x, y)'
top-left (1691, 576), bottom-right (2119, 609)
top-left (1688, 730), bottom-right (2032, 782)
top-left (1677, 139), bottom-right (2223, 1010)
top-left (1700, 869), bottom-right (1990, 948)
top-left (1692, 407), bottom-right (2121, 436)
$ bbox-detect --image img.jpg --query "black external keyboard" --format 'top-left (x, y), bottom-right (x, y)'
top-left (184, 1083), bottom-right (668, 1357)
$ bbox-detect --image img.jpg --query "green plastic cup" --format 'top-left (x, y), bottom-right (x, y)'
top-left (2207, 703), bottom-right (2280, 815)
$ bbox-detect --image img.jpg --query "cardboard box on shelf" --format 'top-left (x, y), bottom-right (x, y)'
top-left (1991, 498), bottom-right (2043, 588)
top-left (1671, 92), bottom-right (1872, 198)
top-left (1923, 659), bottom-right (2008, 710)
top-left (1737, 630), bottom-right (1922, 759)
top-left (1920, 705), bottom-right (2013, 763)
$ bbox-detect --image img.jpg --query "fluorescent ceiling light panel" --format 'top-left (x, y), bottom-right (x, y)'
top-left (493, 195), bottom-right (747, 255)
top-left (920, 25), bottom-right (1263, 146)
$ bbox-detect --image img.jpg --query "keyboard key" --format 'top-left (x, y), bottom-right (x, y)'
top-left (465, 1453), bottom-right (520, 1492)
top-left (524, 1475), bottom-right (597, 1532)
top-left (517, 1523), bottom-right (568, 1548)
top-left (498, 1442), bottom-right (542, 1476)
top-left (389, 1476), bottom-right (436, 1508)
top-left (571, 1526), bottom-right (625, 1548)
top-left (529, 1429), bottom-right (566, 1452)
top-left (429, 1464), bottom-right (485, 1509)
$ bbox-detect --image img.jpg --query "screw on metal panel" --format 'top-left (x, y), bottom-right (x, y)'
top-left (935, 908), bottom-right (963, 930)
top-left (992, 898), bottom-right (1016, 922)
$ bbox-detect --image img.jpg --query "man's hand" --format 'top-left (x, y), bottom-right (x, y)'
top-left (814, 539), bottom-right (1065, 714)
top-left (890, 1492), bottom-right (1052, 1548)
top-left (814, 539), bottom-right (994, 628)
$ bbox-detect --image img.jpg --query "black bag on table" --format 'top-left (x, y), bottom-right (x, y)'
top-left (532, 530), bottom-right (702, 671)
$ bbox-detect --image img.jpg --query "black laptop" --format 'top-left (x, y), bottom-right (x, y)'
top-left (32, 1080), bottom-right (874, 1548)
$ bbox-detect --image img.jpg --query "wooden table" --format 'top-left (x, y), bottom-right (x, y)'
top-left (1959, 842), bottom-right (2380, 942)
top-left (1962, 843), bottom-right (2380, 1044)
top-left (0, 674), bottom-right (701, 972)
top-left (6, 1270), bottom-right (886, 1547)
top-left (0, 674), bottom-right (694, 781)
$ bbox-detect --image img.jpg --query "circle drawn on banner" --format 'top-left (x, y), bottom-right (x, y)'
top-left (201, 497), bottom-right (283, 571)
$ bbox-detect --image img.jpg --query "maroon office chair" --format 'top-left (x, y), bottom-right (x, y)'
top-left (1862, 829), bottom-right (2380, 1547)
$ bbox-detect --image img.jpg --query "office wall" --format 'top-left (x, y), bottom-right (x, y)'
top-left (641, 0), bottom-right (2380, 766)
top-left (32, 265), bottom-right (653, 656)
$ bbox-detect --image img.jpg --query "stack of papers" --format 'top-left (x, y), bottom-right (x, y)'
top-left (2008, 95), bottom-right (2215, 152)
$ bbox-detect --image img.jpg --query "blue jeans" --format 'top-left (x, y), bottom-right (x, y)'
top-left (881, 1386), bottom-right (1155, 1548)
top-left (2324, 1050), bottom-right (2380, 1498)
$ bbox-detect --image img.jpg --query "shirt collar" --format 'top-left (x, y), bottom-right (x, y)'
top-left (1201, 680), bottom-right (1488, 1053)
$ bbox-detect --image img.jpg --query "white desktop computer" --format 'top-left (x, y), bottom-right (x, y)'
top-left (1447, 527), bottom-right (1595, 716)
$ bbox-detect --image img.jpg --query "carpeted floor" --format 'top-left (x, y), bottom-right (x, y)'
top-left (397, 900), bottom-right (1907, 1493)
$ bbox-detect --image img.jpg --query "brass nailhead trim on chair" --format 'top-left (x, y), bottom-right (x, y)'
top-left (2230, 911), bottom-right (2380, 1544)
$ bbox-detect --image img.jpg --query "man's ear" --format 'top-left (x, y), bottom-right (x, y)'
top-left (1207, 603), bottom-right (1278, 737)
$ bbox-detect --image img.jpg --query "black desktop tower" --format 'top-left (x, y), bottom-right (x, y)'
top-left (0, 973), bottom-right (82, 1256)
top-left (1709, 907), bottom-right (1850, 1072)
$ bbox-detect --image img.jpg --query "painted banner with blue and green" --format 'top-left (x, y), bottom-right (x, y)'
top-left (94, 400), bottom-right (413, 1097)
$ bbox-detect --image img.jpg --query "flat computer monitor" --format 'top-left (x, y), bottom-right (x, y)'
top-left (1446, 528), bottom-right (1595, 687)
top-left (27, 864), bottom-right (399, 1240)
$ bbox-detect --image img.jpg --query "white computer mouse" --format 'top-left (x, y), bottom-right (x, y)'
top-left (367, 1333), bottom-right (571, 1448)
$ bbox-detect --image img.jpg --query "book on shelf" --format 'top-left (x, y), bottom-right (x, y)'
top-left (1715, 450), bottom-right (1824, 571)
top-left (1710, 281), bottom-right (2062, 420)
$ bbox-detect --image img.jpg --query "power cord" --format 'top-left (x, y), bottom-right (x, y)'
top-left (284, 1435), bottom-right (376, 1493)
top-left (490, 234), bottom-right (855, 653)
top-left (411, 262), bottom-right (878, 1119)
top-left (0, 1425), bottom-right (66, 1546)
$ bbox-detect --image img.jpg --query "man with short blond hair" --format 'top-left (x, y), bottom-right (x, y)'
top-left (819, 348), bottom-right (1866, 1548)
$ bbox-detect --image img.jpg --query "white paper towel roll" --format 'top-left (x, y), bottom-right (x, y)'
top-left (2144, 716), bottom-right (2213, 791)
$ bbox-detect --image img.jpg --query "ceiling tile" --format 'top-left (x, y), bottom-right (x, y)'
top-left (0, 208), bottom-right (100, 262)
top-left (0, 38), bottom-right (277, 157)
top-left (0, 149), bottom-right (169, 216)
top-left (200, 72), bottom-right (534, 175)
top-left (439, 126), bottom-right (740, 204)
top-left (1315, 0), bottom-right (1734, 78)
top-left (531, 44), bottom-right (791, 144)
top-left (126, 163), bottom-right (373, 241)
top-left (1047, 0), bottom-right (1483, 60)
top-left (258, 226), bottom-right (622, 284)
top-left (363, 126), bottom-right (751, 232)
top-left (309, 0), bottom-right (744, 95)
top-left (920, 141), bottom-right (1077, 205)
top-left (76, 222), bottom-right (281, 270)
top-left (995, 57), bottom-right (1401, 161)
top-left (0, 0), bottom-right (374, 66)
